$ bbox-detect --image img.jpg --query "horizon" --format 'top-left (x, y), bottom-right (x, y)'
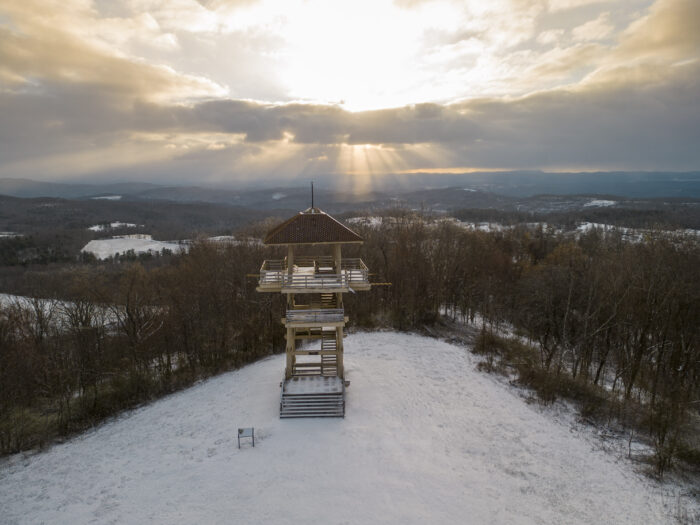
top-left (3, 170), bottom-right (700, 200)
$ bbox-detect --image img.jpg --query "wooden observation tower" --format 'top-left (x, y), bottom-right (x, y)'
top-left (257, 207), bottom-right (370, 417)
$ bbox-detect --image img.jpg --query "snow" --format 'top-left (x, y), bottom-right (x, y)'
top-left (206, 236), bottom-right (262, 245)
top-left (207, 235), bottom-right (237, 242)
top-left (88, 222), bottom-right (138, 232)
top-left (347, 216), bottom-right (384, 228)
top-left (91, 195), bottom-right (122, 201)
top-left (0, 294), bottom-right (119, 329)
top-left (0, 293), bottom-right (39, 309)
top-left (81, 238), bottom-right (187, 259)
top-left (453, 220), bottom-right (507, 232)
top-left (583, 199), bottom-right (617, 207)
top-left (0, 332), bottom-right (690, 525)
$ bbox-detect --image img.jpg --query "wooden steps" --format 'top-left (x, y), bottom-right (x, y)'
top-left (291, 330), bottom-right (339, 377)
top-left (320, 333), bottom-right (338, 376)
top-left (279, 393), bottom-right (345, 418)
top-left (280, 376), bottom-right (345, 418)
top-left (320, 293), bottom-right (337, 308)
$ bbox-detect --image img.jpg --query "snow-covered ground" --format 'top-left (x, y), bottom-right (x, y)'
top-left (0, 294), bottom-right (120, 330)
top-left (90, 195), bottom-right (122, 200)
top-left (81, 238), bottom-right (187, 259)
top-left (1, 332), bottom-right (693, 525)
top-left (583, 199), bottom-right (617, 207)
top-left (347, 216), bottom-right (385, 227)
top-left (87, 221), bottom-right (138, 232)
top-left (0, 293), bottom-right (62, 310)
top-left (206, 236), bottom-right (262, 245)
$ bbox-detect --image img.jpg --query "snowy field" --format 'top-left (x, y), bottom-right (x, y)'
top-left (87, 221), bottom-right (138, 232)
top-left (81, 238), bottom-right (188, 259)
top-left (583, 199), bottom-right (617, 207)
top-left (90, 195), bottom-right (122, 201)
top-left (0, 332), bottom-right (693, 524)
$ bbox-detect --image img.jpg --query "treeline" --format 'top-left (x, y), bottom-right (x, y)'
top-left (0, 235), bottom-right (75, 266)
top-left (0, 242), bottom-right (284, 454)
top-left (0, 194), bottom-right (277, 242)
top-left (2, 213), bottom-right (698, 475)
top-left (452, 204), bottom-right (700, 230)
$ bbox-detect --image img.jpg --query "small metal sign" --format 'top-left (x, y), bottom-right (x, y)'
top-left (238, 427), bottom-right (254, 448)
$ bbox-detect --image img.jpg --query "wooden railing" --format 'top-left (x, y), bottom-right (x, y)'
top-left (294, 255), bottom-right (333, 267)
top-left (258, 257), bottom-right (369, 290)
top-left (259, 259), bottom-right (285, 286)
top-left (341, 258), bottom-right (369, 285)
top-left (286, 308), bottom-right (345, 324)
top-left (281, 273), bottom-right (346, 289)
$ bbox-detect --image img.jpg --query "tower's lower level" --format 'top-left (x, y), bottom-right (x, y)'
top-left (283, 292), bottom-right (346, 380)
top-left (279, 291), bottom-right (347, 417)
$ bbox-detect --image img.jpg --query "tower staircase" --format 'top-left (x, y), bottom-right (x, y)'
top-left (279, 376), bottom-right (345, 418)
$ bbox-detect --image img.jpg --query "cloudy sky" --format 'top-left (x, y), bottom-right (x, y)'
top-left (0, 0), bottom-right (698, 190)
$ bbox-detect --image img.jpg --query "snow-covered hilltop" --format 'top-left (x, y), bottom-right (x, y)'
top-left (1, 332), bottom-right (690, 524)
top-left (81, 237), bottom-right (187, 259)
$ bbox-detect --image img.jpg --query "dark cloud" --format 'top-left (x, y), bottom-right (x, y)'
top-left (2, 59), bottom-right (698, 180)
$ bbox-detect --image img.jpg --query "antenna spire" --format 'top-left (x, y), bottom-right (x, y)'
top-left (311, 181), bottom-right (314, 209)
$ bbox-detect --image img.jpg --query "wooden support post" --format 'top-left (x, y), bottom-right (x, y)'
top-left (333, 243), bottom-right (342, 273)
top-left (336, 326), bottom-right (344, 379)
top-left (287, 245), bottom-right (295, 274)
top-left (285, 326), bottom-right (295, 379)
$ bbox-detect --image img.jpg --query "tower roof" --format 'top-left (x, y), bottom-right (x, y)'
top-left (263, 208), bottom-right (363, 245)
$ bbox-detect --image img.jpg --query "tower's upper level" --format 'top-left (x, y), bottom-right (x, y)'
top-left (257, 208), bottom-right (370, 293)
top-left (264, 207), bottom-right (363, 246)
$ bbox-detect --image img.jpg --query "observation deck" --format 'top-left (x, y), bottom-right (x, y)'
top-left (257, 256), bottom-right (370, 293)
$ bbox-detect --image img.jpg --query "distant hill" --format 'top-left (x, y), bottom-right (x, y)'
top-left (2, 172), bottom-right (700, 202)
top-left (0, 178), bottom-right (160, 199)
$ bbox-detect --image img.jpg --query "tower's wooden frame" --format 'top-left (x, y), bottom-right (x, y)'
top-left (257, 208), bottom-right (370, 383)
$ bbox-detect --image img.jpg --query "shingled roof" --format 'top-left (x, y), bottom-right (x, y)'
top-left (264, 208), bottom-right (363, 245)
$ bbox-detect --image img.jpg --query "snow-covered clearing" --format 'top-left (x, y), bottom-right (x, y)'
top-left (206, 236), bottom-right (262, 246)
top-left (81, 238), bottom-right (188, 259)
top-left (347, 216), bottom-right (385, 228)
top-left (0, 293), bottom-right (56, 310)
top-left (583, 199), bottom-right (617, 207)
top-left (575, 222), bottom-right (700, 242)
top-left (90, 195), bottom-right (122, 201)
top-left (87, 222), bottom-right (138, 232)
top-left (0, 332), bottom-right (692, 524)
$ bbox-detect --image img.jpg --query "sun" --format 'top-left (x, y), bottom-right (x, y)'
top-left (272, 0), bottom-right (461, 111)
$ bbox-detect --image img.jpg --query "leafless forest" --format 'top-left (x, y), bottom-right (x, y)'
top-left (1, 214), bottom-right (698, 478)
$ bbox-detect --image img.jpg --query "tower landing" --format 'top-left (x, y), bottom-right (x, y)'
top-left (279, 376), bottom-right (345, 418)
